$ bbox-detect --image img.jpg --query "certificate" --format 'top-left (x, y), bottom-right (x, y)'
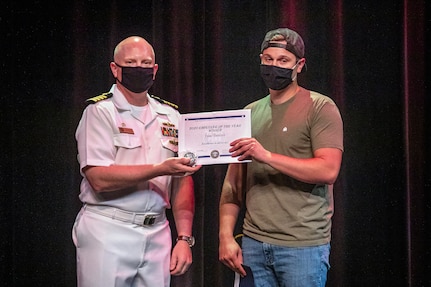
top-left (178, 109), bottom-right (251, 165)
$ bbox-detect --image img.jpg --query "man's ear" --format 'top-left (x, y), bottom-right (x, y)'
top-left (152, 64), bottom-right (159, 79)
top-left (110, 62), bottom-right (119, 79)
top-left (297, 58), bottom-right (306, 73)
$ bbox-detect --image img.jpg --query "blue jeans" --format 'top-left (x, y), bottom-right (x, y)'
top-left (242, 236), bottom-right (330, 287)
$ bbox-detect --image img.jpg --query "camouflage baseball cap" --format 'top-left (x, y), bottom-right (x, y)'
top-left (260, 28), bottom-right (305, 58)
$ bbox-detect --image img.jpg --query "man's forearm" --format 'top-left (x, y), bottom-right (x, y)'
top-left (83, 164), bottom-right (163, 192)
top-left (172, 176), bottom-right (195, 236)
top-left (219, 203), bottom-right (240, 241)
top-left (264, 148), bottom-right (343, 185)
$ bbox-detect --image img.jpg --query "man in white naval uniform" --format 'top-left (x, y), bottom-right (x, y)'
top-left (73, 36), bottom-right (200, 287)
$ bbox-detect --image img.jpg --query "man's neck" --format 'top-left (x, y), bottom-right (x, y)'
top-left (269, 82), bottom-right (300, 105)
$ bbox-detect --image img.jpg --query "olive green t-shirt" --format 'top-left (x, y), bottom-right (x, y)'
top-left (242, 87), bottom-right (344, 247)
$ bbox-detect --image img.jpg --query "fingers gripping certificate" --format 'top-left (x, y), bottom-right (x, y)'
top-left (178, 109), bottom-right (251, 165)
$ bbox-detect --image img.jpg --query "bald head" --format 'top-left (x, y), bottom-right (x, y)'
top-left (113, 36), bottom-right (155, 64)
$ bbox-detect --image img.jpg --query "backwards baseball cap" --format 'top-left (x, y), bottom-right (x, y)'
top-left (260, 28), bottom-right (305, 58)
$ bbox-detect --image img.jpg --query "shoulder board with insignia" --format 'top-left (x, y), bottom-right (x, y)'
top-left (150, 95), bottom-right (178, 110)
top-left (85, 92), bottom-right (113, 104)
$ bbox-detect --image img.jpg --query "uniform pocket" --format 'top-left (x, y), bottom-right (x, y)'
top-left (113, 134), bottom-right (142, 149)
top-left (72, 208), bottom-right (84, 248)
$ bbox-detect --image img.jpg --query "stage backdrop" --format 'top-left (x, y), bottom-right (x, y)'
top-left (1, 0), bottom-right (430, 286)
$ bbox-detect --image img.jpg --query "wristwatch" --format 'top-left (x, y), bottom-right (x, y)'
top-left (176, 235), bottom-right (195, 248)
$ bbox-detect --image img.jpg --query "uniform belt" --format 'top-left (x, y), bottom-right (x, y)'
top-left (84, 204), bottom-right (166, 226)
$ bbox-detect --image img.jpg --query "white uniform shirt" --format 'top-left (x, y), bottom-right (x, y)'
top-left (75, 84), bottom-right (179, 212)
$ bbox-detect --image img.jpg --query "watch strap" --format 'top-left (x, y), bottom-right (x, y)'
top-left (176, 235), bottom-right (195, 247)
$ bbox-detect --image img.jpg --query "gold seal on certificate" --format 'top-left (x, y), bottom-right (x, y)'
top-left (178, 109), bottom-right (251, 165)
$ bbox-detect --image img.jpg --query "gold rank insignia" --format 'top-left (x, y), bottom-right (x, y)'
top-left (85, 92), bottom-right (113, 104)
top-left (150, 95), bottom-right (179, 110)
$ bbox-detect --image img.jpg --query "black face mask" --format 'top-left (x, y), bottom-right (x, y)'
top-left (115, 63), bottom-right (154, 93)
top-left (260, 64), bottom-right (297, 90)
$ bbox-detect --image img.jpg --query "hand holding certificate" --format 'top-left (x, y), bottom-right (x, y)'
top-left (178, 109), bottom-right (251, 165)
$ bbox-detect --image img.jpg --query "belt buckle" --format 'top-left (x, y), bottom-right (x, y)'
top-left (143, 215), bottom-right (156, 226)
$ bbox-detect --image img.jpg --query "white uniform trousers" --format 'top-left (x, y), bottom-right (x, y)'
top-left (72, 207), bottom-right (172, 287)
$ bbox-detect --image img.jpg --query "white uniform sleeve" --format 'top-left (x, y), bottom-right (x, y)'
top-left (75, 103), bottom-right (118, 172)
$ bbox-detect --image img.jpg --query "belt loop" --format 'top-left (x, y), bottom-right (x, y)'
top-left (132, 212), bottom-right (136, 224)
top-left (112, 208), bottom-right (117, 220)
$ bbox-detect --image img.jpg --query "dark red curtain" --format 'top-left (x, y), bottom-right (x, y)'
top-left (1, 0), bottom-right (429, 286)
top-left (403, 0), bottom-right (426, 285)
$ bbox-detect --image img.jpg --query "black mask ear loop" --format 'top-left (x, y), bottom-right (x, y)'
top-left (291, 61), bottom-right (300, 82)
top-left (114, 62), bottom-right (125, 68)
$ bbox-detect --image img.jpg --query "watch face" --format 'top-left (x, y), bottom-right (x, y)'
top-left (178, 235), bottom-right (195, 247)
top-left (188, 236), bottom-right (195, 247)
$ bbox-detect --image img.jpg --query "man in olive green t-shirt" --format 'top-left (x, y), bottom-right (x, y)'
top-left (219, 28), bottom-right (343, 287)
